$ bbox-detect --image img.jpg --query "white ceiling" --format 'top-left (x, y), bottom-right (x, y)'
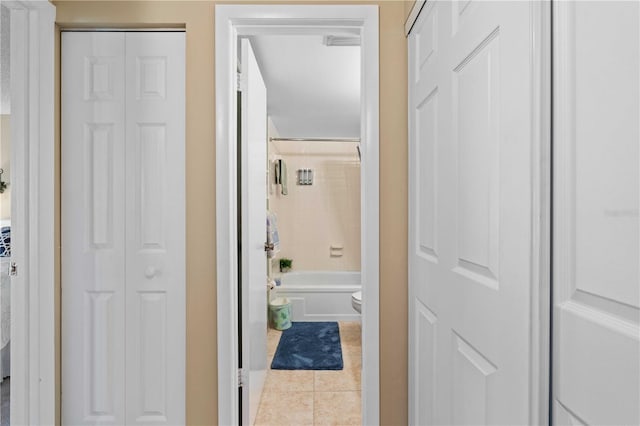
top-left (248, 35), bottom-right (360, 139)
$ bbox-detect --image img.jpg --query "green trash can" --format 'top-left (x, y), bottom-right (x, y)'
top-left (269, 297), bottom-right (292, 330)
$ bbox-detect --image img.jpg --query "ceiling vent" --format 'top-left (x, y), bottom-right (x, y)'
top-left (323, 35), bottom-right (361, 47)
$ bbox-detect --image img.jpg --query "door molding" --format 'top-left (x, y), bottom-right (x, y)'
top-left (529, 1), bottom-right (552, 424)
top-left (215, 5), bottom-right (380, 425)
top-left (4, 1), bottom-right (56, 424)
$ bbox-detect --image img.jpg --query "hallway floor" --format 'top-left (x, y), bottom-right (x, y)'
top-left (255, 321), bottom-right (362, 426)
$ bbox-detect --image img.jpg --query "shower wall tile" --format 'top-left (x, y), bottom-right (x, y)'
top-left (268, 136), bottom-right (361, 272)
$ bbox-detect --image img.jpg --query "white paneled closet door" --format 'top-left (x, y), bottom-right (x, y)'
top-left (124, 33), bottom-right (185, 426)
top-left (553, 2), bottom-right (639, 424)
top-left (408, 2), bottom-right (538, 424)
top-left (62, 32), bottom-right (127, 425)
top-left (62, 31), bottom-right (185, 426)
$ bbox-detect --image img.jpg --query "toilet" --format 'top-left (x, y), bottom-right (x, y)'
top-left (351, 291), bottom-right (362, 313)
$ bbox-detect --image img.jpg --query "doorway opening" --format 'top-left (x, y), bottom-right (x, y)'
top-left (215, 5), bottom-right (379, 425)
top-left (254, 32), bottom-right (363, 424)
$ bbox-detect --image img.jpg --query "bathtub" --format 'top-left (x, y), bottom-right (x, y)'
top-left (272, 271), bottom-right (361, 322)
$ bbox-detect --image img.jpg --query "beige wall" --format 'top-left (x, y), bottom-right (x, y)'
top-left (53, 1), bottom-right (407, 424)
top-left (0, 115), bottom-right (9, 221)
top-left (269, 138), bottom-right (361, 272)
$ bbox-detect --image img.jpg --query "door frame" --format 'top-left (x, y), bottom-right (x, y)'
top-left (215, 5), bottom-right (380, 425)
top-left (3, 0), bottom-right (56, 424)
top-left (404, 1), bottom-right (552, 424)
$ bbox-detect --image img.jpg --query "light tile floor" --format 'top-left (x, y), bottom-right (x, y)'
top-left (256, 321), bottom-right (362, 426)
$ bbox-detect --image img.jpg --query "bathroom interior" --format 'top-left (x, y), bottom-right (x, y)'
top-left (0, 5), bottom-right (11, 425)
top-left (247, 33), bottom-right (363, 425)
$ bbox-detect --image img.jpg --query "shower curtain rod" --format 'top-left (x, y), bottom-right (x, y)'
top-left (269, 137), bottom-right (360, 143)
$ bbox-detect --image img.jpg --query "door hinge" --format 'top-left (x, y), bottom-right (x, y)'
top-left (9, 261), bottom-right (17, 277)
top-left (264, 242), bottom-right (275, 252)
top-left (237, 368), bottom-right (245, 387)
top-left (237, 71), bottom-right (244, 92)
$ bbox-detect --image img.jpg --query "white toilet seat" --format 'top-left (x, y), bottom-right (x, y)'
top-left (351, 291), bottom-right (362, 313)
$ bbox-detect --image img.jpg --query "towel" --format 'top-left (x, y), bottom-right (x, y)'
top-left (266, 211), bottom-right (280, 258)
top-left (280, 159), bottom-right (288, 196)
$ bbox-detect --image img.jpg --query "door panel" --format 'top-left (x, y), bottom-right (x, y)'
top-left (62, 31), bottom-right (185, 426)
top-left (408, 2), bottom-right (536, 424)
top-left (553, 2), bottom-right (640, 424)
top-left (125, 32), bottom-right (186, 425)
top-left (240, 38), bottom-right (268, 426)
top-left (62, 31), bottom-right (127, 425)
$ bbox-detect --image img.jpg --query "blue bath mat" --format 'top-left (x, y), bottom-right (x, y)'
top-left (271, 322), bottom-right (343, 370)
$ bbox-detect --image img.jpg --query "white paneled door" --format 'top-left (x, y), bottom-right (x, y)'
top-left (408, 2), bottom-right (538, 424)
top-left (62, 31), bottom-right (185, 425)
top-left (62, 32), bottom-right (127, 425)
top-left (553, 2), bottom-right (640, 424)
top-left (240, 38), bottom-right (268, 426)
